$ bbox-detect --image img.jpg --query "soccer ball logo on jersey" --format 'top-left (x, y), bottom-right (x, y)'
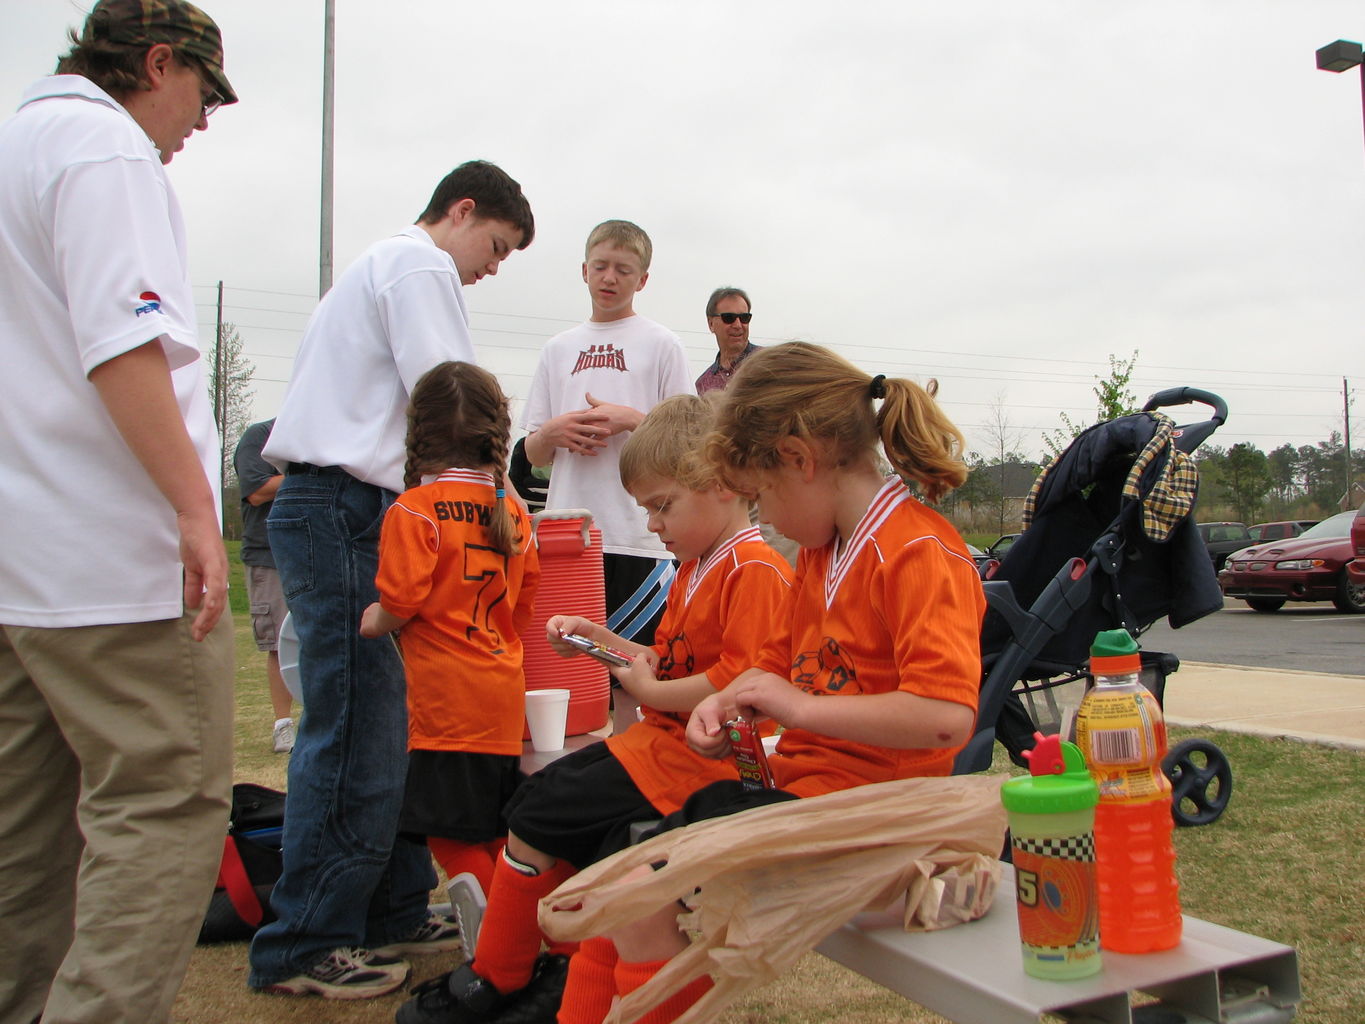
top-left (656, 632), bottom-right (694, 680)
top-left (571, 344), bottom-right (628, 374)
top-left (791, 637), bottom-right (856, 694)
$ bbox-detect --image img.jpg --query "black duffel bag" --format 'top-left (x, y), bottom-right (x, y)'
top-left (198, 783), bottom-right (285, 944)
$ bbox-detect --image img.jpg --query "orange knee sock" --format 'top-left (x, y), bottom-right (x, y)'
top-left (546, 937), bottom-right (581, 958)
top-left (426, 837), bottom-right (499, 894)
top-left (474, 852), bottom-right (575, 993)
top-left (555, 935), bottom-right (618, 1024)
top-left (614, 957), bottom-right (713, 1024)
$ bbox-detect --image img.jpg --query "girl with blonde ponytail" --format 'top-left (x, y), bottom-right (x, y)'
top-left (361, 361), bottom-right (540, 903)
top-left (558, 342), bottom-right (987, 1023)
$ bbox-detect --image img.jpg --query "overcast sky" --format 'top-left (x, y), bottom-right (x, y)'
top-left (6, 1), bottom-right (1363, 460)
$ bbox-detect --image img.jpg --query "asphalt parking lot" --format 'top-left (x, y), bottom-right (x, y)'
top-left (1141, 597), bottom-right (1363, 677)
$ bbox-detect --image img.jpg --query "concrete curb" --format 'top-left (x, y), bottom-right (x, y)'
top-left (1163, 716), bottom-right (1365, 752)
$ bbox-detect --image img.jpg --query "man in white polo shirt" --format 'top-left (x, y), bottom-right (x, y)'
top-left (248, 161), bottom-right (535, 1000)
top-left (0, 2), bottom-right (238, 1021)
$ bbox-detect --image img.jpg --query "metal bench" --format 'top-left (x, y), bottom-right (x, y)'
top-left (522, 739), bottom-right (1302, 1023)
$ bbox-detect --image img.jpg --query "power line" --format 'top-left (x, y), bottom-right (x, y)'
top-left (195, 285), bottom-right (1351, 390)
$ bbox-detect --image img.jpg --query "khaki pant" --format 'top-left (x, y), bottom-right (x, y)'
top-left (0, 611), bottom-right (234, 1024)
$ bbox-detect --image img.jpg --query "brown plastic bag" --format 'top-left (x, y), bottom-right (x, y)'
top-left (540, 774), bottom-right (1007, 1024)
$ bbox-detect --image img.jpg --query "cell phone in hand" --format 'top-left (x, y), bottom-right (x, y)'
top-left (559, 632), bottom-right (633, 667)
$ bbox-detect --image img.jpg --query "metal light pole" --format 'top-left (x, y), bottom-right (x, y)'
top-left (1315, 40), bottom-right (1365, 162)
top-left (1316, 41), bottom-right (1362, 504)
top-left (319, 0), bottom-right (335, 298)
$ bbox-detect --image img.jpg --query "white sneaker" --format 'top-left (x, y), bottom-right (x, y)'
top-left (272, 718), bottom-right (296, 754)
top-left (446, 872), bottom-right (487, 952)
top-left (371, 910), bottom-right (465, 958)
top-left (264, 946), bottom-right (409, 999)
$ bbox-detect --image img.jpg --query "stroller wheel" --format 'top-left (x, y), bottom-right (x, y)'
top-left (1162, 738), bottom-right (1233, 827)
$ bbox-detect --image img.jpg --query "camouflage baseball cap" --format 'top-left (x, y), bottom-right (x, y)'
top-left (83, 0), bottom-right (238, 106)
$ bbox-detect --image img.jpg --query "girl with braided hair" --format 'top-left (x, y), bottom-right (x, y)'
top-left (361, 361), bottom-right (540, 916)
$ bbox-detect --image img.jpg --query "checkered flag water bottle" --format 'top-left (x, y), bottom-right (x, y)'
top-left (1001, 733), bottom-right (1102, 979)
top-left (1075, 628), bottom-right (1182, 953)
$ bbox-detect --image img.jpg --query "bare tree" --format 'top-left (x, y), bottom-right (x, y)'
top-left (978, 391), bottom-right (1030, 534)
top-left (207, 320), bottom-right (256, 499)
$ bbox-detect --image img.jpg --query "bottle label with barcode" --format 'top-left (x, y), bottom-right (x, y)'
top-left (1090, 728), bottom-right (1140, 763)
top-left (1075, 686), bottom-right (1172, 802)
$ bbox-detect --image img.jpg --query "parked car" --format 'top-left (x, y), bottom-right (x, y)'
top-left (1196, 521), bottom-right (1254, 571)
top-left (1217, 510), bottom-right (1365, 613)
top-left (967, 543), bottom-right (988, 570)
top-left (986, 533), bottom-right (1021, 561)
top-left (1348, 505), bottom-right (1365, 590)
top-left (1247, 520), bottom-right (1318, 543)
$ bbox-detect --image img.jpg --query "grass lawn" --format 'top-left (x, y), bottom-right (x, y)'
top-left (176, 548), bottom-right (1363, 1022)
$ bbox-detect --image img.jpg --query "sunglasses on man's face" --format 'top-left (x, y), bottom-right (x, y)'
top-left (714, 312), bottom-right (752, 325)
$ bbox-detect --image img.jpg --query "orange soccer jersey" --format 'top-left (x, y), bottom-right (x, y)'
top-left (607, 526), bottom-right (792, 815)
top-left (375, 468), bottom-right (541, 756)
top-left (759, 478), bottom-right (986, 796)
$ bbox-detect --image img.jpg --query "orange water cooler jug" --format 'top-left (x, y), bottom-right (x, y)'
top-left (520, 510), bottom-right (610, 737)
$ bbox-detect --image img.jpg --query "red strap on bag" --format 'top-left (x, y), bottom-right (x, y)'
top-left (216, 835), bottom-right (264, 927)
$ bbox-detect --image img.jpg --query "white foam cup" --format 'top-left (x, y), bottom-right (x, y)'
top-left (525, 688), bottom-right (571, 752)
top-left (277, 612), bottom-right (303, 704)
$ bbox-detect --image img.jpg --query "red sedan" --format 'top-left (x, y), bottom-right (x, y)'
top-left (1218, 509), bottom-right (1365, 613)
top-left (1348, 504), bottom-right (1365, 591)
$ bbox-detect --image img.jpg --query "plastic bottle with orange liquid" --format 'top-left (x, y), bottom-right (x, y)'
top-left (1074, 629), bottom-right (1182, 953)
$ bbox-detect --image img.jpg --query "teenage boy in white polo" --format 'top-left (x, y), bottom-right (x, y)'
top-left (249, 161), bottom-right (536, 1000)
top-left (0, 2), bottom-right (238, 1021)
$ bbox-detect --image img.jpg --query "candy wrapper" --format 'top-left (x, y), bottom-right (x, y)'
top-left (901, 852), bottom-right (1001, 931)
top-left (540, 774), bottom-right (1007, 1024)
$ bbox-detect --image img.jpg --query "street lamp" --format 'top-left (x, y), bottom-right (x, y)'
top-left (1316, 39), bottom-right (1362, 73)
top-left (1316, 41), bottom-right (1362, 501)
top-left (1316, 40), bottom-right (1365, 159)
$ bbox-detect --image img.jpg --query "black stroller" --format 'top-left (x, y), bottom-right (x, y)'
top-left (954, 388), bottom-right (1234, 827)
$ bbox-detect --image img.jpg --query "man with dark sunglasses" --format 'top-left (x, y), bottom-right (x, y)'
top-left (694, 286), bottom-right (759, 395)
top-left (693, 287), bottom-right (799, 564)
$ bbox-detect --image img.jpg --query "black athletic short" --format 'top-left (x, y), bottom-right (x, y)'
top-left (504, 742), bottom-right (665, 869)
top-left (630, 780), bottom-right (799, 853)
top-left (398, 749), bottom-right (523, 843)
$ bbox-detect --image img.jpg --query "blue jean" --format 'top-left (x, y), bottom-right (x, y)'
top-left (248, 467), bottom-right (435, 986)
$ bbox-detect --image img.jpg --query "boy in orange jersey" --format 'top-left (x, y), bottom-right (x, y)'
top-left (396, 394), bottom-right (793, 1024)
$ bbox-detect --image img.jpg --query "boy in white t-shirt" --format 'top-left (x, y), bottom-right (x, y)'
top-left (521, 220), bottom-right (694, 644)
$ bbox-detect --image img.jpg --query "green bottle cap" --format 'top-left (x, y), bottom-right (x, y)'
top-left (1001, 733), bottom-right (1099, 814)
top-left (1090, 628), bottom-right (1141, 674)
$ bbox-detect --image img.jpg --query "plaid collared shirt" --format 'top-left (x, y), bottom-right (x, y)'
top-left (694, 343), bottom-right (759, 395)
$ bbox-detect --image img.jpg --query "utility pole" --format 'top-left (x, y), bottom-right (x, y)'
top-left (319, 0), bottom-right (335, 298)
top-left (214, 279), bottom-right (227, 500)
top-left (213, 280), bottom-right (223, 425)
top-left (1346, 377), bottom-right (1355, 506)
